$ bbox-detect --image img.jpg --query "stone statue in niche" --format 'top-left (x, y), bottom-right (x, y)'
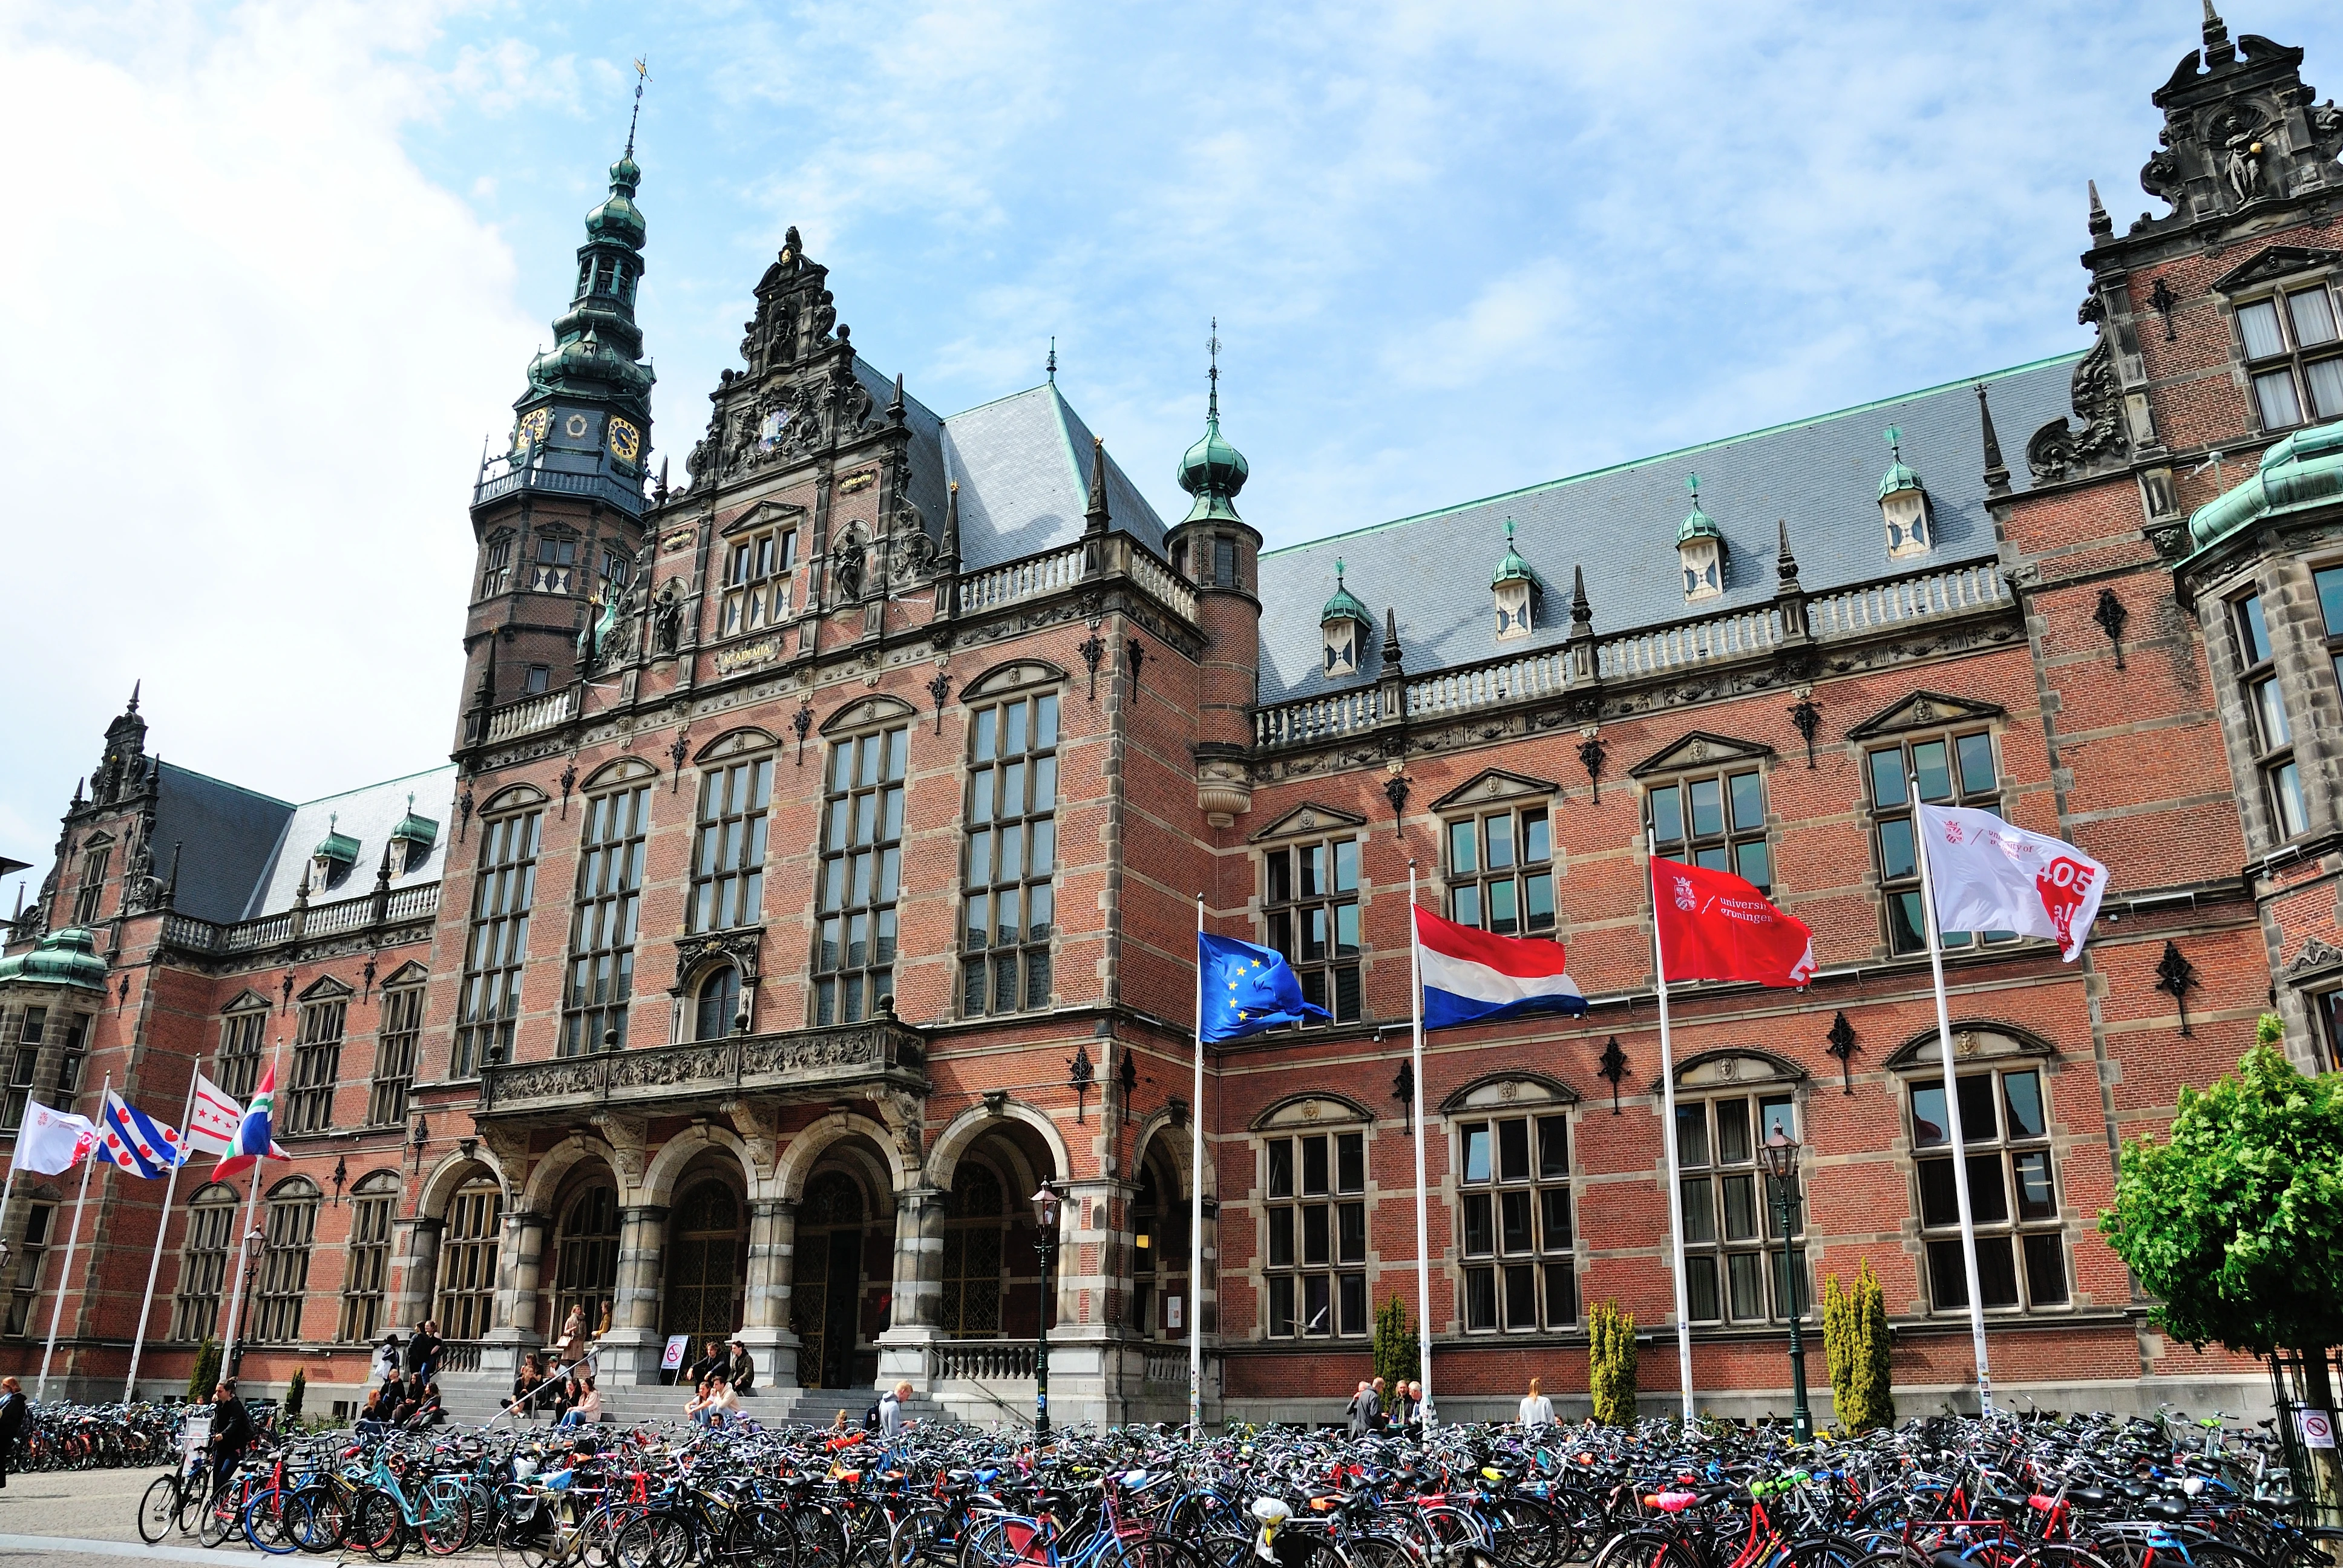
top-left (2224, 130), bottom-right (2265, 203)
top-left (654, 583), bottom-right (684, 655)
top-left (833, 534), bottom-right (866, 602)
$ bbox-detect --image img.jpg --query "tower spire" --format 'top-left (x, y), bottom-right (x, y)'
top-left (625, 57), bottom-right (650, 159)
top-left (1046, 336), bottom-right (1057, 384)
top-left (1206, 317), bottom-right (1221, 425)
top-left (1175, 321), bottom-right (1248, 525)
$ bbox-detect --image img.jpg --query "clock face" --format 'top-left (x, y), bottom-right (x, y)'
top-left (609, 417), bottom-right (642, 463)
top-left (513, 407), bottom-right (552, 452)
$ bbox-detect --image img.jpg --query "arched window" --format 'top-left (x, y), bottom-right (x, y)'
top-left (562, 780), bottom-right (650, 1056)
top-left (552, 1183), bottom-right (621, 1338)
top-left (454, 809), bottom-right (542, 1077)
top-left (663, 1180), bottom-right (742, 1344)
top-left (940, 1163), bottom-right (1004, 1338)
top-left (173, 1184), bottom-right (240, 1342)
top-left (254, 1178), bottom-right (320, 1344)
top-left (695, 966), bottom-right (741, 1042)
top-left (339, 1172), bottom-right (399, 1343)
top-left (436, 1177), bottom-right (503, 1342)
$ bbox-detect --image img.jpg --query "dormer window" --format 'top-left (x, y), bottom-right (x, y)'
top-left (311, 814), bottom-right (359, 892)
top-left (1878, 427), bottom-right (1932, 559)
top-left (1320, 559), bottom-right (1372, 677)
top-left (388, 795), bottom-right (439, 876)
top-left (1678, 475), bottom-right (1724, 602)
top-left (1491, 520), bottom-right (1541, 641)
top-left (721, 524), bottom-right (798, 636)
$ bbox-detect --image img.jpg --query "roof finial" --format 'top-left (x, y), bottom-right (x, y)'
top-left (624, 56), bottom-right (650, 159)
top-left (126, 680), bottom-right (140, 714)
top-left (1046, 336), bottom-right (1057, 384)
top-left (1335, 557), bottom-right (1346, 585)
top-left (2086, 178), bottom-right (2112, 239)
top-left (1884, 425), bottom-right (1903, 461)
top-left (1206, 318), bottom-right (1221, 425)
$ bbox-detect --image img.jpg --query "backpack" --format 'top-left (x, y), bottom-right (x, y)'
top-left (863, 1401), bottom-right (881, 1430)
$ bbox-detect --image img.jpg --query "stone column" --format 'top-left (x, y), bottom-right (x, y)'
top-left (599, 1204), bottom-right (669, 1384)
top-left (1046, 1178), bottom-right (1135, 1426)
top-left (738, 1198), bottom-right (801, 1388)
top-left (389, 1217), bottom-right (443, 1339)
top-left (876, 1185), bottom-right (945, 1390)
top-left (483, 1210), bottom-right (549, 1378)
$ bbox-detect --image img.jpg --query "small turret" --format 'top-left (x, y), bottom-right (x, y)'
top-left (1878, 426), bottom-right (1932, 558)
top-left (1320, 559), bottom-right (1372, 677)
top-left (1677, 475), bottom-right (1724, 601)
top-left (1492, 520), bottom-right (1542, 639)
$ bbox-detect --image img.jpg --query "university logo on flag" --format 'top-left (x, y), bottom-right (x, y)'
top-left (1651, 857), bottom-right (1816, 988)
top-left (1918, 805), bottom-right (2108, 962)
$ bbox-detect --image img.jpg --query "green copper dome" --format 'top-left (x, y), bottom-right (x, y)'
top-left (1491, 520), bottom-right (1542, 588)
top-left (314, 815), bottom-right (359, 867)
top-left (1677, 474), bottom-right (1722, 546)
top-left (389, 794), bottom-right (439, 849)
top-left (0, 927), bottom-right (108, 993)
top-left (585, 155), bottom-right (647, 248)
top-left (1177, 414), bottom-right (1250, 525)
top-left (1878, 426), bottom-right (1924, 501)
top-left (2189, 417), bottom-right (2343, 552)
top-left (1322, 559), bottom-right (1371, 626)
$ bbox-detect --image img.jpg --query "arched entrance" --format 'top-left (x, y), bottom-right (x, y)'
top-left (934, 1119), bottom-right (1059, 1343)
top-left (791, 1169), bottom-right (876, 1389)
top-left (435, 1176), bottom-right (503, 1342)
top-left (939, 1163), bottom-right (1004, 1338)
top-left (549, 1175), bottom-right (621, 1339)
top-left (1130, 1137), bottom-right (1188, 1340)
top-left (663, 1177), bottom-right (746, 1347)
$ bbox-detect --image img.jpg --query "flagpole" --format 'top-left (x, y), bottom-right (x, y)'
top-left (125, 1072), bottom-right (200, 1402)
top-left (1645, 838), bottom-right (1699, 1425)
top-left (1189, 892), bottom-right (1205, 1439)
top-left (1406, 861), bottom-right (1435, 1430)
top-left (1909, 779), bottom-right (1993, 1414)
top-left (218, 1044), bottom-right (280, 1387)
top-left (36, 1073), bottom-right (106, 1400)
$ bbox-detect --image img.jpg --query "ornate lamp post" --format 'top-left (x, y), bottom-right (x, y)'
top-left (1029, 1180), bottom-right (1060, 1440)
top-left (228, 1223), bottom-right (268, 1382)
top-left (1757, 1128), bottom-right (1812, 1442)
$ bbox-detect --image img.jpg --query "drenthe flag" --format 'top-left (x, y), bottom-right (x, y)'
top-left (1198, 932), bottom-right (1330, 1042)
top-left (97, 1088), bottom-right (188, 1178)
top-left (210, 1062), bottom-right (289, 1180)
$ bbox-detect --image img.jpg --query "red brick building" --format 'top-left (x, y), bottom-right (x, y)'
top-left (6, 8), bottom-right (2341, 1424)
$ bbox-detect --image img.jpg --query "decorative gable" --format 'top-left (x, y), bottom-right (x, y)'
top-left (1847, 689), bottom-right (2004, 740)
top-left (1250, 1091), bottom-right (1374, 1131)
top-left (964, 659), bottom-right (1067, 699)
top-left (1438, 1071), bottom-right (1580, 1113)
top-left (2210, 245), bottom-right (2343, 294)
top-left (220, 988), bottom-right (270, 1013)
top-left (1430, 769), bottom-right (1561, 811)
top-left (1250, 802), bottom-right (1369, 843)
top-left (819, 694), bottom-right (917, 734)
top-left (1628, 731), bottom-right (1774, 779)
top-left (299, 974), bottom-right (355, 1002)
top-left (693, 726), bottom-right (780, 762)
top-left (718, 499), bottom-right (806, 538)
top-left (378, 961), bottom-right (430, 989)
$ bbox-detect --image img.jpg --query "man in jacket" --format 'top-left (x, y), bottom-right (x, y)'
top-left (726, 1339), bottom-right (756, 1393)
top-left (0, 1376), bottom-right (25, 1488)
top-left (879, 1380), bottom-right (913, 1436)
top-left (1344, 1380), bottom-right (1377, 1439)
top-left (207, 1383), bottom-right (256, 1488)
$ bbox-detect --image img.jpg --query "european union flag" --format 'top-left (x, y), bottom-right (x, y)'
top-left (1199, 932), bottom-right (1329, 1043)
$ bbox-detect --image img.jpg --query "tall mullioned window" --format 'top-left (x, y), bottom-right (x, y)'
top-left (1446, 805), bottom-right (1555, 933)
top-left (1912, 1063), bottom-right (2068, 1313)
top-left (369, 985), bottom-right (422, 1128)
top-left (454, 811), bottom-right (540, 1077)
top-left (338, 1172), bottom-right (398, 1344)
top-left (172, 1186), bottom-right (238, 1341)
top-left (1262, 835), bottom-right (1362, 1024)
top-left (253, 1178), bottom-right (319, 1343)
top-left (1677, 1091), bottom-right (1803, 1324)
top-left (72, 845), bottom-right (108, 926)
top-left (1263, 1129), bottom-right (1366, 1338)
top-left (816, 726), bottom-right (906, 1025)
top-left (215, 1003), bottom-right (266, 1100)
top-left (690, 757), bottom-right (771, 933)
top-left (284, 995), bottom-right (345, 1135)
top-left (2, 1008), bottom-right (44, 1129)
top-left (4, 1204), bottom-right (51, 1337)
top-left (2232, 592), bottom-right (2307, 840)
top-left (1458, 1111), bottom-right (1576, 1333)
top-left (564, 783), bottom-right (649, 1054)
top-left (1648, 766), bottom-right (1771, 892)
top-left (1867, 730), bottom-right (2007, 955)
top-left (2234, 277), bottom-right (2343, 431)
top-left (437, 1178), bottom-right (503, 1341)
top-left (962, 692), bottom-right (1058, 1018)
top-left (719, 524), bottom-right (798, 636)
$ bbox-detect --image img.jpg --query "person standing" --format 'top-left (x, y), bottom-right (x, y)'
top-left (0, 1377), bottom-right (25, 1489)
top-left (373, 1335), bottom-right (401, 1387)
top-left (556, 1305), bottom-right (588, 1370)
top-left (1345, 1380), bottom-right (1377, 1439)
top-left (1369, 1377), bottom-right (1389, 1431)
top-left (1386, 1380), bottom-right (1417, 1429)
top-left (207, 1383), bottom-right (256, 1488)
top-left (1518, 1377), bottom-right (1555, 1428)
top-left (879, 1380), bottom-right (912, 1436)
top-left (408, 1320), bottom-right (443, 1383)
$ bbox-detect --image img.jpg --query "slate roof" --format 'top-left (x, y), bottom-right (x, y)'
top-left (938, 384), bottom-right (1167, 568)
top-left (239, 765), bottom-right (460, 918)
top-left (150, 764), bottom-right (294, 926)
top-left (1255, 353), bottom-right (2083, 704)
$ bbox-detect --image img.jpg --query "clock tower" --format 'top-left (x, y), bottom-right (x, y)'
top-left (457, 137), bottom-right (658, 742)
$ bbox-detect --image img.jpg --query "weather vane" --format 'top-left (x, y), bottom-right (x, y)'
top-left (625, 56), bottom-right (650, 158)
top-left (1206, 317), bottom-right (1221, 419)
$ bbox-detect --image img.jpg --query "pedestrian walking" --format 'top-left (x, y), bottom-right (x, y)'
top-left (1519, 1376), bottom-right (1555, 1427)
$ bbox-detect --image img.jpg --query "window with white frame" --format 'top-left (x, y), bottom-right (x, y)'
top-left (530, 531), bottom-right (578, 595)
top-left (1445, 802), bottom-right (1555, 933)
top-left (71, 843), bottom-right (108, 926)
top-left (51, 1013), bottom-right (89, 1102)
top-left (2230, 590), bottom-right (2309, 840)
top-left (691, 753), bottom-right (772, 934)
top-left (1261, 1122), bottom-right (1366, 1338)
top-left (2233, 276), bottom-right (2343, 431)
top-left (1675, 1077), bottom-right (1804, 1325)
top-left (480, 532), bottom-right (515, 598)
top-left (1909, 1054), bottom-right (2067, 1313)
top-left (4, 1202), bottom-right (53, 1337)
top-left (1261, 834), bottom-right (1362, 1024)
top-left (1456, 1102), bottom-right (1577, 1333)
top-left (719, 524), bottom-right (798, 636)
top-left (1, 1007), bottom-right (42, 1129)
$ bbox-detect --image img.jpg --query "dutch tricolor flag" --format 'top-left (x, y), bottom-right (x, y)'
top-left (1414, 905), bottom-right (1587, 1030)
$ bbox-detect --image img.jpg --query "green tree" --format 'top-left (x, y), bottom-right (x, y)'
top-left (1371, 1295), bottom-right (1419, 1393)
top-left (283, 1366), bottom-right (306, 1422)
top-left (1587, 1300), bottom-right (1638, 1426)
top-left (2100, 1046), bottom-right (2343, 1429)
top-left (1822, 1260), bottom-right (1893, 1432)
top-left (186, 1338), bottom-right (221, 1402)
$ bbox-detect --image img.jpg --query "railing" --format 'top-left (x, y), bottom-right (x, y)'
top-left (436, 1341), bottom-right (486, 1375)
top-left (957, 543), bottom-right (1089, 615)
top-left (1251, 558), bottom-right (2017, 751)
top-left (479, 1016), bottom-right (926, 1114)
top-left (1144, 1348), bottom-right (1201, 1384)
top-left (159, 883), bottom-right (441, 956)
top-left (928, 1341), bottom-right (1037, 1382)
top-left (484, 686), bottom-right (582, 744)
top-left (473, 460), bottom-right (647, 516)
top-left (1124, 541), bottom-right (1199, 622)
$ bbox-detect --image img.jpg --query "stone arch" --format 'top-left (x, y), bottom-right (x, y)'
top-left (962, 658), bottom-right (1069, 700)
top-left (818, 693), bottom-right (917, 736)
top-left (925, 1098), bottom-right (1072, 1196)
top-left (641, 1122), bottom-right (764, 1206)
top-left (525, 1132), bottom-right (627, 1212)
top-left (581, 756), bottom-right (658, 791)
top-left (692, 727), bottom-right (780, 764)
top-left (1883, 1019), bottom-right (2058, 1072)
top-left (1247, 1090), bottom-right (1376, 1131)
top-left (775, 1111), bottom-right (919, 1203)
top-left (1439, 1070), bottom-right (1582, 1114)
top-left (479, 782), bottom-right (549, 815)
top-left (1130, 1109), bottom-right (1215, 1200)
top-left (419, 1148), bottom-right (507, 1218)
top-left (1660, 1047), bottom-right (1809, 1091)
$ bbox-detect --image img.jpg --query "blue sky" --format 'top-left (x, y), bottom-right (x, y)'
top-left (2, 1), bottom-right (2337, 912)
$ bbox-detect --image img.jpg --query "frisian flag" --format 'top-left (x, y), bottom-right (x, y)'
top-left (97, 1088), bottom-right (188, 1178)
top-left (209, 1062), bottom-right (290, 1180)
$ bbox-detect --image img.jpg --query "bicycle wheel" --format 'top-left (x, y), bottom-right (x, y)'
top-left (1493, 1495), bottom-right (1565, 1568)
top-left (352, 1488), bottom-right (408, 1563)
top-left (732, 1506), bottom-right (801, 1568)
top-left (291, 1480), bottom-right (349, 1553)
top-left (202, 1477), bottom-right (249, 1548)
top-left (137, 1474), bottom-right (183, 1544)
top-left (418, 1477), bottom-right (474, 1558)
top-left (177, 1471), bottom-right (212, 1535)
top-left (796, 1506), bottom-right (851, 1568)
top-left (618, 1510), bottom-right (696, 1568)
top-left (246, 1488), bottom-right (306, 1556)
top-left (1334, 1535), bottom-right (1417, 1568)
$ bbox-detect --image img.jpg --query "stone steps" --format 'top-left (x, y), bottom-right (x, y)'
top-left (436, 1374), bottom-right (951, 1431)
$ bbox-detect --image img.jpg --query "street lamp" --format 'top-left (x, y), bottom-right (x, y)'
top-left (1028, 1180), bottom-right (1060, 1440)
top-left (228, 1224), bottom-right (267, 1382)
top-left (1757, 1127), bottom-right (1813, 1442)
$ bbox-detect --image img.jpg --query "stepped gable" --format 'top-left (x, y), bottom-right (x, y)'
top-left (1253, 356), bottom-right (2079, 704)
